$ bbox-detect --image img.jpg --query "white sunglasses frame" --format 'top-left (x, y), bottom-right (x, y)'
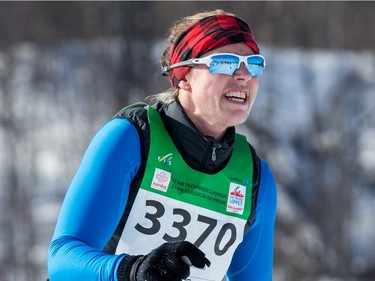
top-left (162, 53), bottom-right (266, 76)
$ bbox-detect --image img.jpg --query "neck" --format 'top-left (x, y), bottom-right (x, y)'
top-left (191, 116), bottom-right (227, 140)
top-left (178, 92), bottom-right (227, 140)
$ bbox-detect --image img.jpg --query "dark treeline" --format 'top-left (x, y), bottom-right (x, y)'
top-left (0, 1), bottom-right (374, 51)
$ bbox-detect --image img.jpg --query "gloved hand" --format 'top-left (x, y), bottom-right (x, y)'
top-left (117, 241), bottom-right (211, 281)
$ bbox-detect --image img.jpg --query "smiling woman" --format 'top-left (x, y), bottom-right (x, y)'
top-left (48, 9), bottom-right (277, 281)
top-left (177, 42), bottom-right (261, 139)
top-left (176, 43), bottom-right (259, 140)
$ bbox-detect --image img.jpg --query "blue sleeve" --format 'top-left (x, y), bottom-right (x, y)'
top-left (48, 118), bottom-right (141, 281)
top-left (227, 160), bottom-right (277, 281)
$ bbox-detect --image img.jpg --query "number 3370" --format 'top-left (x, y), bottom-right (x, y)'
top-left (134, 200), bottom-right (237, 256)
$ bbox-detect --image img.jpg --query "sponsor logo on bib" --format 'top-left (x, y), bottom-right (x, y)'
top-left (226, 183), bottom-right (246, 215)
top-left (151, 168), bottom-right (171, 192)
top-left (158, 153), bottom-right (173, 166)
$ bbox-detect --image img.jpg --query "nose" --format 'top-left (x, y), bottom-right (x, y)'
top-left (233, 62), bottom-right (252, 81)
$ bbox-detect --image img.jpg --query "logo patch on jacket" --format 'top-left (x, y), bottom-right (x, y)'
top-left (151, 168), bottom-right (171, 192)
top-left (226, 183), bottom-right (246, 215)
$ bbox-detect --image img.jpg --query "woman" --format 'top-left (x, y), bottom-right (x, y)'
top-left (48, 9), bottom-right (277, 281)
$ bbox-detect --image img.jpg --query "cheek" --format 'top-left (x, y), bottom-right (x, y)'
top-left (189, 68), bottom-right (223, 86)
top-left (195, 74), bottom-right (226, 93)
top-left (188, 69), bottom-right (228, 102)
top-left (250, 81), bottom-right (260, 99)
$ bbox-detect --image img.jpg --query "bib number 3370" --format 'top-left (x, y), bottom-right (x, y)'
top-left (134, 199), bottom-right (237, 256)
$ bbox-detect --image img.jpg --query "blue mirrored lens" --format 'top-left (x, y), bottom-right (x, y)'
top-left (208, 54), bottom-right (265, 76)
top-left (209, 55), bottom-right (239, 75)
top-left (247, 56), bottom-right (264, 76)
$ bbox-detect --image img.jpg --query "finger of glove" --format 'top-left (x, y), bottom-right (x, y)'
top-left (142, 260), bottom-right (190, 281)
top-left (139, 253), bottom-right (190, 281)
top-left (176, 241), bottom-right (211, 268)
top-left (154, 245), bottom-right (191, 276)
top-left (166, 255), bottom-right (191, 279)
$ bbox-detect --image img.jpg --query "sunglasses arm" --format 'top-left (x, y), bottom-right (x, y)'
top-left (161, 60), bottom-right (192, 76)
top-left (161, 58), bottom-right (211, 76)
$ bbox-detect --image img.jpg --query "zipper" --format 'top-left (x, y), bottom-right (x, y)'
top-left (212, 147), bottom-right (217, 161)
top-left (200, 137), bottom-right (222, 169)
top-left (211, 143), bottom-right (222, 161)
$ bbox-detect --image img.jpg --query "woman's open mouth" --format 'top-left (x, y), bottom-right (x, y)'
top-left (224, 91), bottom-right (247, 103)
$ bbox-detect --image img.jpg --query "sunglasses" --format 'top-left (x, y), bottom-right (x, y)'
top-left (162, 53), bottom-right (266, 77)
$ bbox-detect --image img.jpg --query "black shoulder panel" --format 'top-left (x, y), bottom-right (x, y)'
top-left (244, 144), bottom-right (261, 234)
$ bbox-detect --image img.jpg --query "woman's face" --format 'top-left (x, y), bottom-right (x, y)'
top-left (178, 43), bottom-right (260, 139)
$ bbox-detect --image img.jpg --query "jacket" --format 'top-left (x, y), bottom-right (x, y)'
top-left (104, 100), bottom-right (261, 254)
top-left (47, 100), bottom-right (277, 281)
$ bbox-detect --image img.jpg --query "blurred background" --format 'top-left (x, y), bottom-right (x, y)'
top-left (0, 1), bottom-right (374, 281)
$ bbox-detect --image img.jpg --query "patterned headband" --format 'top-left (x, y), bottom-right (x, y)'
top-left (167, 14), bottom-right (260, 88)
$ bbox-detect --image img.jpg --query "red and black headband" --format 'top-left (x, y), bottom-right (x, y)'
top-left (166, 14), bottom-right (260, 88)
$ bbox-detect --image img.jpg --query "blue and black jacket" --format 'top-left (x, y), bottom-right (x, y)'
top-left (48, 100), bottom-right (277, 281)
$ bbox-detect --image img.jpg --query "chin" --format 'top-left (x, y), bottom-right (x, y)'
top-left (228, 115), bottom-right (249, 127)
top-left (232, 110), bottom-right (251, 124)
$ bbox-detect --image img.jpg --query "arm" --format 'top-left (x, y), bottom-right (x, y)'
top-left (48, 118), bottom-right (142, 281)
top-left (226, 160), bottom-right (277, 281)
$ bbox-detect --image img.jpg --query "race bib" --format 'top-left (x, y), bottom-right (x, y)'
top-left (116, 189), bottom-right (246, 281)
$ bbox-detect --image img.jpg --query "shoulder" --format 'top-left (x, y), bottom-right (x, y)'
top-left (114, 102), bottom-right (149, 133)
top-left (113, 101), bottom-right (171, 145)
top-left (83, 118), bottom-right (141, 164)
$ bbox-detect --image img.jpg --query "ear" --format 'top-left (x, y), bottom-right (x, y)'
top-left (178, 80), bottom-right (191, 90)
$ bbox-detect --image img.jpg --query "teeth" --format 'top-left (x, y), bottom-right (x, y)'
top-left (225, 91), bottom-right (246, 100)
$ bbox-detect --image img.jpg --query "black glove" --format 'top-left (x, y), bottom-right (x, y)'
top-left (117, 241), bottom-right (211, 281)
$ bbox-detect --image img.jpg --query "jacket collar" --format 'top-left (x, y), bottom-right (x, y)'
top-left (159, 100), bottom-right (235, 174)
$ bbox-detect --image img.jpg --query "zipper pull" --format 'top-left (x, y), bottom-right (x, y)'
top-left (212, 147), bottom-right (217, 161)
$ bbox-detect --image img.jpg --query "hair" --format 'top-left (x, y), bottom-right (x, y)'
top-left (160, 9), bottom-right (236, 69)
top-left (145, 9), bottom-right (235, 105)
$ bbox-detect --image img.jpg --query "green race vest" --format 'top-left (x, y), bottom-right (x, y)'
top-left (116, 107), bottom-right (253, 281)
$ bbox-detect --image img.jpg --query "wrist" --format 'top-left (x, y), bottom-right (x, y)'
top-left (117, 255), bottom-right (143, 281)
top-left (130, 256), bottom-right (145, 281)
